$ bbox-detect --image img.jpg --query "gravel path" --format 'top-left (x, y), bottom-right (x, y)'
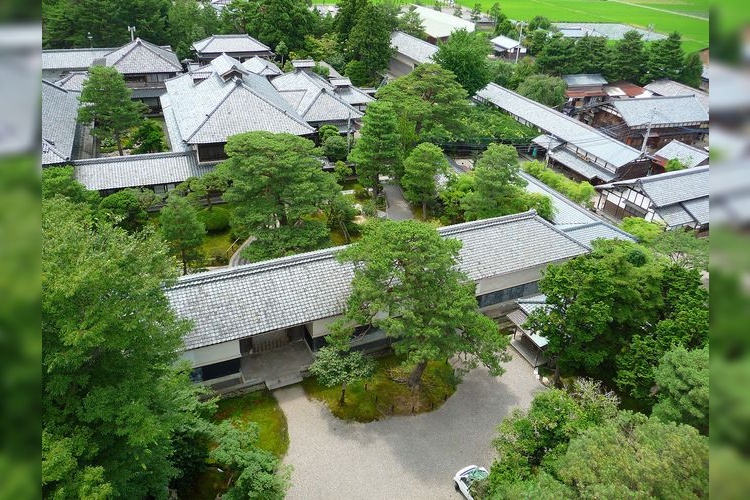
top-left (276, 353), bottom-right (542, 500)
top-left (383, 182), bottom-right (414, 221)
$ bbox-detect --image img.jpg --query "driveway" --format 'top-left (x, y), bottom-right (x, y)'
top-left (275, 353), bottom-right (542, 500)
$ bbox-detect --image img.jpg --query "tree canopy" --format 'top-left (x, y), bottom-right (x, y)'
top-left (336, 220), bottom-right (510, 387)
top-left (344, 3), bottom-right (393, 86)
top-left (78, 66), bottom-right (148, 156)
top-left (347, 100), bottom-right (402, 194)
top-left (433, 29), bottom-right (492, 96)
top-left (516, 74), bottom-right (567, 108)
top-left (652, 345), bottom-right (709, 434)
top-left (160, 194), bottom-right (205, 274)
top-left (219, 131), bottom-right (339, 261)
top-left (220, 0), bottom-right (318, 51)
top-left (401, 142), bottom-right (450, 219)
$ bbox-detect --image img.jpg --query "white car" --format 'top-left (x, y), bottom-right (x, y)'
top-left (453, 465), bottom-right (489, 500)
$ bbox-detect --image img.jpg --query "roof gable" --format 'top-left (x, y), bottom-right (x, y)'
top-left (101, 38), bottom-right (182, 74)
top-left (390, 31), bottom-right (438, 63)
top-left (42, 80), bottom-right (79, 165)
top-left (611, 95), bottom-right (708, 127)
top-left (193, 34), bottom-right (272, 55)
top-left (652, 140), bottom-right (709, 168)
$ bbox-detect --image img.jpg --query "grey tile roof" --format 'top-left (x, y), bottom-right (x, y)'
top-left (411, 5), bottom-right (475, 39)
top-left (603, 165), bottom-right (709, 207)
top-left (476, 83), bottom-right (641, 168)
top-left (160, 94), bottom-right (191, 152)
top-left (655, 203), bottom-right (697, 227)
top-left (561, 221), bottom-right (636, 248)
top-left (53, 71), bottom-right (88, 92)
top-left (547, 148), bottom-right (616, 182)
top-left (167, 210), bottom-right (589, 350)
top-left (611, 95), bottom-right (708, 127)
top-left (42, 80), bottom-right (79, 165)
top-left (532, 134), bottom-right (563, 151)
top-left (163, 55), bottom-right (314, 144)
top-left (652, 140), bottom-right (709, 168)
top-left (562, 74), bottom-right (607, 87)
top-left (679, 197), bottom-right (709, 225)
top-left (272, 70), bottom-right (363, 123)
top-left (192, 34), bottom-right (272, 56)
top-left (242, 56), bottom-right (282, 77)
top-left (100, 38), bottom-right (182, 74)
top-left (42, 47), bottom-right (115, 71)
top-left (552, 22), bottom-right (667, 41)
top-left (643, 79), bottom-right (709, 111)
top-left (74, 151), bottom-right (213, 191)
top-left (490, 34), bottom-right (521, 50)
top-left (332, 81), bottom-right (375, 107)
top-left (390, 31), bottom-right (438, 63)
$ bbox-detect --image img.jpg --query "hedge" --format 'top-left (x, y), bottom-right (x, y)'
top-left (198, 206), bottom-right (230, 233)
top-left (522, 161), bottom-right (595, 205)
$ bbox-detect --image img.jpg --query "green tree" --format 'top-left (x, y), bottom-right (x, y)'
top-left (554, 413), bottom-right (708, 498)
top-left (345, 3), bottom-right (393, 85)
top-left (78, 66), bottom-right (148, 156)
top-left (652, 345), bottom-right (709, 434)
top-left (167, 0), bottom-right (219, 59)
top-left (470, 3), bottom-right (482, 22)
top-left (401, 143), bottom-right (450, 219)
top-left (318, 124), bottom-right (341, 143)
top-left (452, 4), bottom-right (463, 18)
top-left (646, 31), bottom-right (685, 82)
top-left (620, 216), bottom-right (664, 243)
top-left (376, 63), bottom-right (469, 147)
top-left (309, 334), bottom-right (376, 405)
top-left (528, 15), bottom-right (551, 31)
top-left (219, 131), bottom-right (339, 261)
top-left (460, 143), bottom-right (527, 220)
top-left (651, 228), bottom-right (709, 269)
top-left (488, 3), bottom-right (503, 23)
top-left (42, 165), bottom-right (100, 206)
top-left (397, 5), bottom-right (425, 38)
top-left (664, 157), bottom-right (687, 171)
top-left (221, 0), bottom-right (317, 51)
top-left (275, 40), bottom-right (289, 66)
top-left (324, 193), bottom-right (358, 243)
top-left (524, 29), bottom-right (549, 56)
top-left (180, 171), bottom-right (230, 210)
top-left (131, 118), bottom-right (166, 154)
top-left (347, 100), bottom-right (402, 197)
top-left (572, 35), bottom-right (610, 75)
top-left (98, 189), bottom-right (148, 232)
top-left (333, 160), bottom-right (352, 185)
top-left (490, 59), bottom-right (514, 88)
top-left (606, 30), bottom-right (646, 83)
top-left (433, 29), bottom-right (491, 96)
top-left (209, 421), bottom-right (290, 500)
top-left (322, 135), bottom-right (349, 162)
top-left (336, 220), bottom-right (510, 387)
top-left (679, 51), bottom-right (704, 88)
top-left (160, 195), bottom-right (206, 274)
top-left (438, 172), bottom-right (476, 224)
top-left (42, 197), bottom-right (208, 498)
top-left (335, 0), bottom-right (369, 49)
top-left (516, 74), bottom-right (567, 108)
top-left (508, 57), bottom-right (538, 89)
top-left (535, 32), bottom-right (576, 75)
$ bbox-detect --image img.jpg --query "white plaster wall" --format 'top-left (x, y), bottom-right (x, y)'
top-left (181, 340), bottom-right (240, 367)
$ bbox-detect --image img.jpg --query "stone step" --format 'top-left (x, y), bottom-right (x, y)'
top-left (266, 372), bottom-right (303, 390)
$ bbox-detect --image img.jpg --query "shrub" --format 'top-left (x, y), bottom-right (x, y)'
top-left (354, 185), bottom-right (370, 200)
top-left (360, 200), bottom-right (377, 217)
top-left (208, 248), bottom-right (229, 266)
top-left (522, 161), bottom-right (595, 205)
top-left (198, 206), bottom-right (230, 233)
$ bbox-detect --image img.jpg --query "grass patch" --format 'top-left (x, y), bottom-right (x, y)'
top-left (341, 179), bottom-right (363, 191)
top-left (303, 354), bottom-right (459, 422)
top-left (214, 390), bottom-right (290, 457)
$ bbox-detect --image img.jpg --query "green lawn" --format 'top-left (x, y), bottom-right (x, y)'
top-left (303, 354), bottom-right (458, 422)
top-left (201, 229), bottom-right (235, 265)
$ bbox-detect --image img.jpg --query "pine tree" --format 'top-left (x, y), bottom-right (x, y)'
top-left (401, 143), bottom-right (450, 219)
top-left (646, 32), bottom-right (685, 82)
top-left (160, 195), bottom-right (205, 274)
top-left (606, 30), bottom-right (646, 83)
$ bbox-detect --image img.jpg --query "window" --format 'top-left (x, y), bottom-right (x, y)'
top-left (477, 281), bottom-right (539, 308)
top-left (198, 143), bottom-right (227, 162)
top-left (190, 358), bottom-right (241, 382)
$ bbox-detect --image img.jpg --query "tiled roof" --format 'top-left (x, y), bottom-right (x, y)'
top-left (42, 47), bottom-right (115, 70)
top-left (490, 34), bottom-right (521, 50)
top-left (192, 34), bottom-right (272, 56)
top-left (53, 71), bottom-right (88, 92)
top-left (167, 211), bottom-right (589, 350)
top-left (552, 22), bottom-right (667, 41)
top-left (411, 5), bottom-right (475, 39)
top-left (99, 38), bottom-right (182, 74)
top-left (643, 79), bottom-right (709, 111)
top-left (163, 55), bottom-right (314, 144)
top-left (272, 70), bottom-right (363, 123)
top-left (562, 74), bottom-right (607, 87)
top-left (242, 56), bottom-right (282, 77)
top-left (390, 31), bottom-right (438, 63)
top-left (562, 221), bottom-right (636, 247)
top-left (547, 148), bottom-right (616, 182)
top-left (611, 95), bottom-right (708, 127)
top-left (532, 134), bottom-right (563, 151)
top-left (74, 151), bottom-right (214, 191)
top-left (652, 140), bottom-right (709, 168)
top-left (42, 80), bottom-right (79, 165)
top-left (476, 83), bottom-right (641, 168)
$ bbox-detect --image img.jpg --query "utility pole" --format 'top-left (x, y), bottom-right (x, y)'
top-left (347, 109), bottom-right (352, 154)
top-left (127, 25), bottom-right (136, 42)
top-left (87, 32), bottom-right (93, 48)
top-left (515, 22), bottom-right (526, 64)
top-left (641, 108), bottom-right (656, 155)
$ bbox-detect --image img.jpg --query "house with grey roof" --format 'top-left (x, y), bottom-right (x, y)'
top-left (242, 56), bottom-right (283, 78)
top-left (192, 34), bottom-right (273, 64)
top-left (643, 79), bottom-right (709, 112)
top-left (53, 71), bottom-right (89, 93)
top-left (520, 171), bottom-right (636, 248)
top-left (73, 151), bottom-right (215, 196)
top-left (411, 5), bottom-right (475, 43)
top-left (271, 62), bottom-right (366, 131)
top-left (42, 80), bottom-right (80, 166)
top-left (42, 47), bottom-right (115, 81)
top-left (167, 210), bottom-right (589, 389)
top-left (592, 95), bottom-right (709, 150)
top-left (562, 73), bottom-right (608, 110)
top-left (595, 165), bottom-right (709, 232)
top-left (552, 23), bottom-right (666, 42)
top-left (489, 34), bottom-right (526, 60)
top-left (161, 54), bottom-right (314, 162)
top-left (650, 140), bottom-right (709, 172)
top-left (389, 31), bottom-right (438, 78)
top-left (476, 83), bottom-right (649, 184)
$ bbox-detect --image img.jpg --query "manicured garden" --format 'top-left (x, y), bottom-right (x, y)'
top-left (303, 354), bottom-right (459, 422)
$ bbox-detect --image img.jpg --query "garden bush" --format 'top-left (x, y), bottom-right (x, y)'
top-left (198, 206), bottom-right (230, 233)
top-left (354, 185), bottom-right (370, 200)
top-left (523, 161), bottom-right (595, 205)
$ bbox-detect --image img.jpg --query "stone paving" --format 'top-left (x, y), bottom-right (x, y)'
top-left (276, 353), bottom-right (543, 500)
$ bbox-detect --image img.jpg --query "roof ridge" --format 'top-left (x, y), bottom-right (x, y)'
top-left (656, 140), bottom-right (708, 155)
top-left (42, 138), bottom-right (69, 161)
top-left (134, 38), bottom-right (182, 70)
top-left (42, 79), bottom-right (70, 93)
top-left (438, 210), bottom-right (538, 236)
top-left (73, 151), bottom-right (191, 164)
top-left (108, 39), bottom-right (138, 67)
top-left (172, 246), bottom-right (343, 288)
top-left (639, 164), bottom-right (709, 183)
top-left (238, 81), bottom-right (314, 130)
top-left (185, 82), bottom-right (238, 141)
